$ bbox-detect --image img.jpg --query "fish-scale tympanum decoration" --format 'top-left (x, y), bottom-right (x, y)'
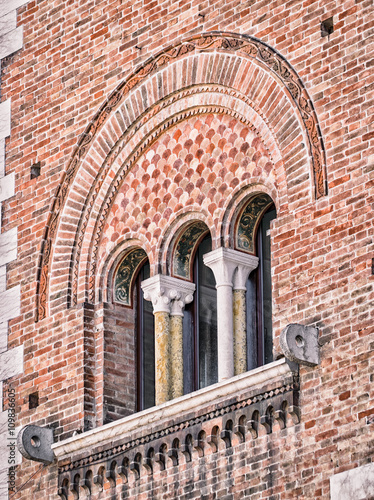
top-left (36, 32), bottom-right (326, 320)
top-left (98, 113), bottom-right (274, 275)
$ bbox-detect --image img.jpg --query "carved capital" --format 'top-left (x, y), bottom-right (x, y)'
top-left (232, 256), bottom-right (259, 290)
top-left (141, 274), bottom-right (195, 315)
top-left (170, 281), bottom-right (195, 317)
top-left (203, 247), bottom-right (258, 289)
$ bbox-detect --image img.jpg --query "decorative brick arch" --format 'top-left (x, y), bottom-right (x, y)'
top-left (36, 32), bottom-right (326, 320)
top-left (92, 112), bottom-right (275, 305)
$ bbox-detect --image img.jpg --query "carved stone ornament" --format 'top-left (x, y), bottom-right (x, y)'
top-left (280, 323), bottom-right (320, 367)
top-left (141, 274), bottom-right (196, 315)
top-left (17, 425), bottom-right (54, 464)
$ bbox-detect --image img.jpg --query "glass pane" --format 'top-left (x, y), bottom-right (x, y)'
top-left (197, 237), bottom-right (218, 389)
top-left (246, 206), bottom-right (276, 369)
top-left (246, 269), bottom-right (258, 371)
top-left (140, 263), bottom-right (155, 410)
top-left (261, 208), bottom-right (276, 365)
top-left (182, 305), bottom-right (194, 395)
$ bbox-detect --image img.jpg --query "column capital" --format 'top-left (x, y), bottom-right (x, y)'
top-left (203, 247), bottom-right (258, 289)
top-left (169, 279), bottom-right (195, 317)
top-left (141, 274), bottom-right (195, 315)
top-left (232, 254), bottom-right (259, 290)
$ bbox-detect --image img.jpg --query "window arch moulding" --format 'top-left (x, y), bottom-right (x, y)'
top-left (36, 32), bottom-right (326, 321)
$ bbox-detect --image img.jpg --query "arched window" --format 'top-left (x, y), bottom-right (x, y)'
top-left (246, 204), bottom-right (277, 370)
top-left (111, 249), bottom-right (154, 416)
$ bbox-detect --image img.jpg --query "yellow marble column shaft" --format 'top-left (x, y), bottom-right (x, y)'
top-left (154, 311), bottom-right (170, 405)
top-left (170, 315), bottom-right (184, 399)
top-left (233, 289), bottom-right (247, 375)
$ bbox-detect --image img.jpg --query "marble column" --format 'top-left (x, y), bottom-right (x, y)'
top-left (203, 248), bottom-right (258, 382)
top-left (232, 257), bottom-right (259, 375)
top-left (169, 282), bottom-right (195, 399)
top-left (141, 275), bottom-right (195, 405)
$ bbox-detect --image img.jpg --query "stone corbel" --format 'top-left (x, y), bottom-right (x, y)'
top-left (17, 425), bottom-right (54, 464)
top-left (280, 323), bottom-right (320, 367)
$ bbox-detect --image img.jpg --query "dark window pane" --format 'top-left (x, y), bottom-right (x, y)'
top-left (246, 205), bottom-right (276, 369)
top-left (246, 269), bottom-right (258, 371)
top-left (183, 305), bottom-right (194, 394)
top-left (137, 262), bottom-right (155, 411)
top-left (182, 234), bottom-right (218, 393)
top-left (142, 292), bottom-right (155, 409)
top-left (197, 236), bottom-right (218, 389)
top-left (261, 208), bottom-right (276, 365)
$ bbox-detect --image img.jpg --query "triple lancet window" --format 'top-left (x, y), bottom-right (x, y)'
top-left (114, 194), bottom-right (276, 412)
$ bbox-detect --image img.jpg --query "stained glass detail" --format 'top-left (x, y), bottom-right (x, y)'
top-left (236, 194), bottom-right (273, 254)
top-left (173, 222), bottom-right (208, 280)
top-left (114, 249), bottom-right (147, 305)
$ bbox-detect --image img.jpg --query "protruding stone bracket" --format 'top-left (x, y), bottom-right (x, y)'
top-left (181, 443), bottom-right (192, 462)
top-left (129, 460), bottom-right (140, 479)
top-left (80, 475), bottom-right (91, 496)
top-left (233, 423), bottom-right (246, 442)
top-left (143, 456), bottom-right (153, 474)
top-left (17, 424), bottom-right (54, 464)
top-left (220, 429), bottom-right (232, 448)
top-left (168, 447), bottom-right (179, 466)
top-left (93, 473), bottom-right (104, 488)
top-left (280, 324), bottom-right (320, 367)
top-left (155, 451), bottom-right (166, 470)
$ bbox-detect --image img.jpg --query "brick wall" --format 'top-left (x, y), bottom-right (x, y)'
top-left (103, 302), bottom-right (137, 424)
top-left (1, 0), bottom-right (373, 498)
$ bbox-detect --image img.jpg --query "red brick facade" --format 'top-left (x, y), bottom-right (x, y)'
top-left (1, 0), bottom-right (373, 498)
